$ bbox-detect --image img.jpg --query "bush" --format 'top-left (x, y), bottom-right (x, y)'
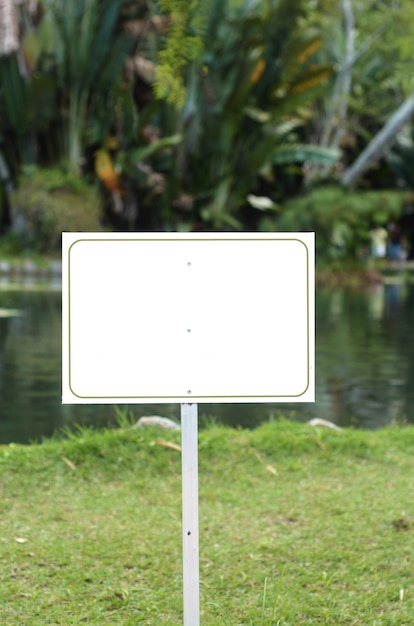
top-left (273, 185), bottom-right (406, 264)
top-left (10, 167), bottom-right (101, 252)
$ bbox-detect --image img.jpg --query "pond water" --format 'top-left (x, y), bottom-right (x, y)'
top-left (1, 278), bottom-right (413, 443)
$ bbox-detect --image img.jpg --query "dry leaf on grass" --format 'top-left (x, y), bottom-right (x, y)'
top-left (61, 456), bottom-right (76, 470)
top-left (266, 464), bottom-right (278, 476)
top-left (156, 440), bottom-right (182, 452)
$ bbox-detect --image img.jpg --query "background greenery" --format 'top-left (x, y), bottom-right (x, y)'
top-left (1, 0), bottom-right (414, 262)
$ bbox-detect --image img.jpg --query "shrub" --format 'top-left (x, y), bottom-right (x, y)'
top-left (10, 167), bottom-right (101, 252)
top-left (273, 185), bottom-right (406, 264)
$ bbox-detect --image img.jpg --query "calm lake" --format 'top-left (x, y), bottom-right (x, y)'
top-left (1, 278), bottom-right (413, 444)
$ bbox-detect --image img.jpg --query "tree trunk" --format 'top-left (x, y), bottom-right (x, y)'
top-left (320, 0), bottom-right (355, 151)
top-left (305, 0), bottom-right (354, 184)
top-left (0, 0), bottom-right (19, 56)
top-left (341, 93), bottom-right (414, 188)
top-left (0, 150), bottom-right (13, 193)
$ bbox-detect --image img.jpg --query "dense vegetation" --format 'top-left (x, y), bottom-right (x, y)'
top-left (1, 0), bottom-right (414, 263)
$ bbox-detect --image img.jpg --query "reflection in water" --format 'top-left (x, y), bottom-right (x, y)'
top-left (313, 281), bottom-right (412, 429)
top-left (1, 281), bottom-right (414, 443)
top-left (0, 286), bottom-right (105, 443)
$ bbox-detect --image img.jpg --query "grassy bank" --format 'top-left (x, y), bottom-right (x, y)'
top-left (1, 418), bottom-right (414, 625)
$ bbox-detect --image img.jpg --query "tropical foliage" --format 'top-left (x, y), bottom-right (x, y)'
top-left (0, 0), bottom-right (413, 261)
top-left (275, 185), bottom-right (405, 264)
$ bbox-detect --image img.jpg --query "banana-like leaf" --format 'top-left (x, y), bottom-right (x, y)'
top-left (201, 206), bottom-right (243, 230)
top-left (130, 134), bottom-right (183, 163)
top-left (41, 0), bottom-right (134, 173)
top-left (296, 38), bottom-right (322, 64)
top-left (290, 64), bottom-right (333, 95)
top-left (243, 107), bottom-right (271, 123)
top-left (272, 144), bottom-right (340, 165)
top-left (0, 55), bottom-right (27, 135)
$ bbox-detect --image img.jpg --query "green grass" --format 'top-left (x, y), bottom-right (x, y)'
top-left (1, 418), bottom-right (414, 625)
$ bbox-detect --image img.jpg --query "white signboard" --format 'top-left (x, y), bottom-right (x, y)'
top-left (62, 232), bottom-right (314, 404)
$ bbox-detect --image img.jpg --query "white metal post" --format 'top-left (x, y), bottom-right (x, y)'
top-left (181, 403), bottom-right (200, 626)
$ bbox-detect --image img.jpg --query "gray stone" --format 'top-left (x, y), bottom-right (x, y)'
top-left (307, 418), bottom-right (342, 431)
top-left (134, 416), bottom-right (181, 431)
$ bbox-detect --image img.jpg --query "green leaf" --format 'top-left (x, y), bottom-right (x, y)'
top-left (272, 145), bottom-right (340, 166)
top-left (0, 55), bottom-right (27, 135)
top-left (130, 134), bottom-right (183, 163)
top-left (246, 194), bottom-right (279, 211)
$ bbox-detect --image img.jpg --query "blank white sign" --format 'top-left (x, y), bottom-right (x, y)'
top-left (62, 232), bottom-right (314, 403)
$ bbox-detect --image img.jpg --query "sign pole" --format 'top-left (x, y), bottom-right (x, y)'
top-left (181, 403), bottom-right (200, 626)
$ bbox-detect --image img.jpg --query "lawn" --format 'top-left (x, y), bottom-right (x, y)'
top-left (1, 418), bottom-right (413, 625)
